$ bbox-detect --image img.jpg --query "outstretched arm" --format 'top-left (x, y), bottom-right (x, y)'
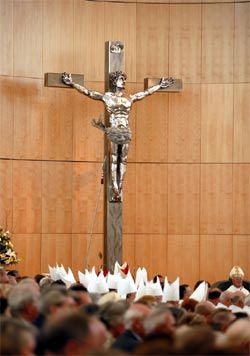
top-left (62, 72), bottom-right (103, 101)
top-left (130, 77), bottom-right (175, 103)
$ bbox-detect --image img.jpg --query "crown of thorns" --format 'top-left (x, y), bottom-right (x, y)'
top-left (109, 71), bottom-right (127, 90)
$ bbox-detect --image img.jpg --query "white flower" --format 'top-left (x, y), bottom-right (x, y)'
top-left (6, 249), bottom-right (16, 257)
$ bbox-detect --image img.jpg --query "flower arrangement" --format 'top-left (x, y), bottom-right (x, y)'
top-left (0, 227), bottom-right (20, 265)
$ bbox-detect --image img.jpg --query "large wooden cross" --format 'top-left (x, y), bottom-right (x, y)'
top-left (45, 41), bottom-right (182, 272)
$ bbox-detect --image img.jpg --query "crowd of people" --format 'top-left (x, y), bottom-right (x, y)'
top-left (0, 264), bottom-right (250, 355)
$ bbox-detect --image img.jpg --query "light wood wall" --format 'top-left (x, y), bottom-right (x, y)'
top-left (1, 0), bottom-right (250, 287)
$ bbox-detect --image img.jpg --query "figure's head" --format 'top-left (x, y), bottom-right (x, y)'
top-left (109, 71), bottom-right (127, 91)
top-left (229, 266), bottom-right (244, 288)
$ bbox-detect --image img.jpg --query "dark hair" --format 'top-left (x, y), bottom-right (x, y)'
top-left (179, 284), bottom-right (190, 300)
top-left (42, 312), bottom-right (89, 354)
top-left (7, 270), bottom-right (19, 277)
top-left (69, 283), bottom-right (88, 292)
top-left (208, 290), bottom-right (221, 300)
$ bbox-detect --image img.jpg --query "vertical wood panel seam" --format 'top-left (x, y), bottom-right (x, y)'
top-left (167, 3), bottom-right (170, 270)
top-left (199, 4), bottom-right (203, 279)
top-left (232, 2), bottom-right (235, 239)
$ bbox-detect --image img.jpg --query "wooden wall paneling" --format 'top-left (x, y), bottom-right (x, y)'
top-left (123, 163), bottom-right (136, 233)
top-left (43, 87), bottom-right (73, 160)
top-left (136, 93), bottom-right (168, 162)
top-left (41, 234), bottom-right (72, 273)
top-left (233, 235), bottom-right (250, 279)
top-left (201, 84), bottom-right (233, 162)
top-left (72, 163), bottom-right (103, 234)
top-left (13, 0), bottom-right (42, 78)
top-left (136, 164), bottom-right (167, 234)
top-left (0, 0), bottom-right (13, 75)
top-left (234, 84), bottom-right (250, 162)
top-left (42, 162), bottom-right (72, 234)
top-left (234, 3), bottom-right (250, 83)
top-left (233, 164), bottom-right (250, 234)
top-left (43, 0), bottom-right (74, 74)
top-left (167, 235), bottom-right (199, 287)
top-left (138, 0), bottom-right (169, 3)
top-left (0, 160), bottom-right (12, 230)
top-left (104, 2), bottom-right (136, 82)
top-left (135, 234), bottom-right (167, 279)
top-left (12, 234), bottom-right (41, 276)
top-left (136, 4), bottom-right (169, 82)
top-left (200, 164), bottom-right (233, 234)
top-left (201, 4), bottom-right (234, 83)
top-left (73, 82), bottom-right (104, 161)
top-left (169, 4), bottom-right (201, 83)
top-left (71, 234), bottom-right (103, 276)
top-left (168, 164), bottom-right (200, 234)
top-left (14, 78), bottom-right (43, 159)
top-left (13, 161), bottom-right (42, 234)
top-left (168, 84), bottom-right (200, 163)
top-left (200, 235), bottom-right (233, 283)
top-left (0, 77), bottom-right (14, 158)
top-left (74, 0), bottom-right (104, 82)
top-left (123, 234), bottom-right (135, 274)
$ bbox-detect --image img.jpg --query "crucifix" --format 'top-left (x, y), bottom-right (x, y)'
top-left (45, 41), bottom-right (182, 272)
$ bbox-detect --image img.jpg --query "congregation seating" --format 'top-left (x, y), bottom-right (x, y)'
top-left (0, 264), bottom-right (250, 355)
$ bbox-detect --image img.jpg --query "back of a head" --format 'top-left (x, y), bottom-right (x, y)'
top-left (143, 307), bottom-right (175, 337)
top-left (124, 303), bottom-right (151, 330)
top-left (99, 300), bottom-right (129, 329)
top-left (226, 318), bottom-right (250, 353)
top-left (174, 325), bottom-right (216, 354)
top-left (195, 301), bottom-right (215, 317)
top-left (0, 317), bottom-right (36, 355)
top-left (8, 284), bottom-right (40, 318)
top-left (40, 289), bottom-right (68, 316)
top-left (208, 310), bottom-right (236, 332)
top-left (181, 298), bottom-right (198, 312)
top-left (219, 291), bottom-right (233, 306)
top-left (42, 311), bottom-right (90, 355)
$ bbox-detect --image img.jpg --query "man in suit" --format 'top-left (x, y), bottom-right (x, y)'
top-left (112, 303), bottom-right (151, 352)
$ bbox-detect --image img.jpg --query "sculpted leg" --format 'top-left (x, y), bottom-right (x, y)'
top-left (110, 143), bottom-right (120, 201)
top-left (118, 144), bottom-right (129, 196)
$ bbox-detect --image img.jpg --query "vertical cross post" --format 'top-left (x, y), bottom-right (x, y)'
top-left (104, 41), bottom-right (124, 272)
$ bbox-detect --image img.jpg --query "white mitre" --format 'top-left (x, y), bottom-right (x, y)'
top-left (190, 281), bottom-right (208, 302)
top-left (146, 277), bottom-right (163, 297)
top-left (162, 277), bottom-right (180, 302)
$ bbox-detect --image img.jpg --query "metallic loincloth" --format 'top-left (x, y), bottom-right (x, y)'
top-left (92, 119), bottom-right (131, 145)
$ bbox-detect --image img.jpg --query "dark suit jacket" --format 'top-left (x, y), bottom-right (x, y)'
top-left (111, 330), bottom-right (142, 352)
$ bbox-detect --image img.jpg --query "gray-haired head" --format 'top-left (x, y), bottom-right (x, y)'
top-left (8, 284), bottom-right (40, 320)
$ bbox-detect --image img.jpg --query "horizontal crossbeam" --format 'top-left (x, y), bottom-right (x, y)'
top-left (145, 78), bottom-right (183, 92)
top-left (44, 73), bottom-right (84, 88)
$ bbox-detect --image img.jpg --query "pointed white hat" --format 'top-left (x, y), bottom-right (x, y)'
top-left (78, 270), bottom-right (89, 288)
top-left (146, 277), bottom-right (163, 297)
top-left (162, 277), bottom-right (180, 302)
top-left (135, 267), bottom-right (148, 287)
top-left (135, 280), bottom-right (147, 301)
top-left (87, 271), bottom-right (109, 294)
top-left (107, 272), bottom-right (119, 290)
top-left (229, 266), bottom-right (244, 278)
top-left (117, 273), bottom-right (137, 299)
top-left (190, 281), bottom-right (208, 302)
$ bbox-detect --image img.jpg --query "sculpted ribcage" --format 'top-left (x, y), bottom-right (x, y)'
top-left (103, 93), bottom-right (132, 127)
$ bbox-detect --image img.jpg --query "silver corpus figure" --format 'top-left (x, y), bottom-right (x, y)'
top-left (62, 72), bottom-right (174, 201)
